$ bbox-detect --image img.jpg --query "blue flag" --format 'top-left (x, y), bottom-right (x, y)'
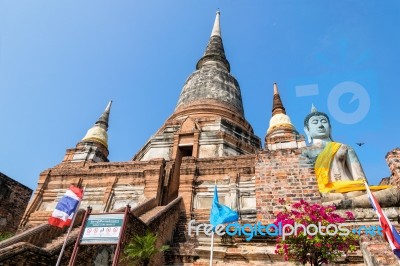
top-left (209, 185), bottom-right (238, 228)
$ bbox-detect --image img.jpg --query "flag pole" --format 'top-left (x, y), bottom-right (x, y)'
top-left (209, 231), bottom-right (215, 266)
top-left (209, 180), bottom-right (216, 266)
top-left (55, 185), bottom-right (86, 266)
top-left (362, 179), bottom-right (400, 264)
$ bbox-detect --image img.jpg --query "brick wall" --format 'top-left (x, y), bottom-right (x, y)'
top-left (19, 158), bottom-right (165, 229)
top-left (255, 148), bottom-right (321, 223)
top-left (0, 172), bottom-right (32, 233)
top-left (386, 148), bottom-right (400, 188)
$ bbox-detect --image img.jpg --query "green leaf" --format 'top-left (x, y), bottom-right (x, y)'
top-left (124, 231), bottom-right (169, 264)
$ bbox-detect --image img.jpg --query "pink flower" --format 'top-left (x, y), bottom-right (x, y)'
top-left (345, 211), bottom-right (355, 220)
top-left (272, 201), bottom-right (357, 264)
top-left (292, 202), bottom-right (301, 208)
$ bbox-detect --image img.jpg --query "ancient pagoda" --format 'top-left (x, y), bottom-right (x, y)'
top-left (0, 11), bottom-right (399, 266)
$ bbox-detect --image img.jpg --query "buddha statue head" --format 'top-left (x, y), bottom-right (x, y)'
top-left (304, 105), bottom-right (333, 144)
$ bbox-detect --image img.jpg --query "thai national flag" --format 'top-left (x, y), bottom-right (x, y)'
top-left (48, 185), bottom-right (83, 228)
top-left (364, 181), bottom-right (400, 258)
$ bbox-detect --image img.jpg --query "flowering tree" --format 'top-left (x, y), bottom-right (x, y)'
top-left (274, 199), bottom-right (358, 266)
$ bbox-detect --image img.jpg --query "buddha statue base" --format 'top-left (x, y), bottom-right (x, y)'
top-left (321, 187), bottom-right (400, 209)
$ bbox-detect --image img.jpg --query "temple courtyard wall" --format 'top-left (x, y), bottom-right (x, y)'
top-left (0, 172), bottom-right (32, 234)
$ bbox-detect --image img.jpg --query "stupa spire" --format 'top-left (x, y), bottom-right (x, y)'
top-left (272, 83), bottom-right (286, 116)
top-left (265, 83), bottom-right (303, 149)
top-left (196, 11), bottom-right (230, 72)
top-left (211, 10), bottom-right (221, 37)
top-left (81, 101), bottom-right (112, 148)
top-left (96, 100), bottom-right (112, 130)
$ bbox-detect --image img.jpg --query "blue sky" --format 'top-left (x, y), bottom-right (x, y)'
top-left (1, 1), bottom-right (399, 190)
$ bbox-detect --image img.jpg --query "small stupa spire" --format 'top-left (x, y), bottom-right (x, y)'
top-left (211, 10), bottom-right (221, 37)
top-left (96, 100), bottom-right (112, 130)
top-left (81, 101), bottom-right (112, 148)
top-left (265, 83), bottom-right (301, 148)
top-left (272, 83), bottom-right (286, 116)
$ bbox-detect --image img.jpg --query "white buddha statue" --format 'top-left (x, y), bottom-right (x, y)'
top-left (302, 105), bottom-right (399, 208)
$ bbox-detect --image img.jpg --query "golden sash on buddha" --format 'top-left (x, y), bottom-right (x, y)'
top-left (315, 142), bottom-right (391, 193)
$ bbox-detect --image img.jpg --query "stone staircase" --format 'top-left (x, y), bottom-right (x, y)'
top-left (139, 206), bottom-right (166, 223)
top-left (40, 227), bottom-right (81, 251)
top-left (0, 209), bottom-right (85, 266)
top-left (0, 197), bottom-right (183, 265)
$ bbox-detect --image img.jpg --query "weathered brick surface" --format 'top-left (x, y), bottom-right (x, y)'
top-left (360, 231), bottom-right (400, 266)
top-left (386, 148), bottom-right (400, 188)
top-left (0, 172), bottom-right (32, 233)
top-left (176, 65), bottom-right (244, 115)
top-left (19, 159), bottom-right (165, 229)
top-left (255, 148), bottom-right (321, 223)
